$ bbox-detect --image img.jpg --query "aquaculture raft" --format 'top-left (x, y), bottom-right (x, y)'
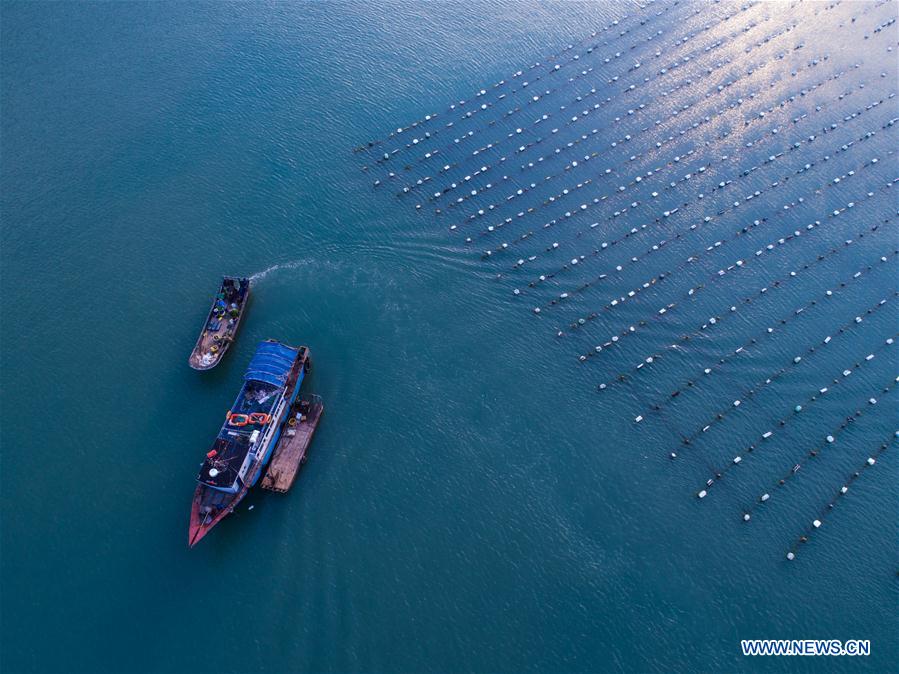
top-left (261, 394), bottom-right (323, 493)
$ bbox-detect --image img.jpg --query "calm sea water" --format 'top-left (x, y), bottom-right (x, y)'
top-left (2, 2), bottom-right (897, 672)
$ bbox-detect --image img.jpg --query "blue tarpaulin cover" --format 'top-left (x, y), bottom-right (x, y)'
top-left (243, 341), bottom-right (297, 387)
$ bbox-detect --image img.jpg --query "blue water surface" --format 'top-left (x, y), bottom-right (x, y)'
top-left (2, 1), bottom-right (897, 672)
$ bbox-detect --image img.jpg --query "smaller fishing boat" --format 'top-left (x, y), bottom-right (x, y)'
top-left (188, 276), bottom-right (250, 370)
top-left (260, 394), bottom-right (324, 493)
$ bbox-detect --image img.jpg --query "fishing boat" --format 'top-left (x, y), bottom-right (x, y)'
top-left (188, 340), bottom-right (311, 547)
top-left (188, 276), bottom-right (250, 370)
top-left (260, 394), bottom-right (324, 493)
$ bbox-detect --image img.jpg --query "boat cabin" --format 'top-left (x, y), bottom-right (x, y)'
top-left (196, 341), bottom-right (305, 493)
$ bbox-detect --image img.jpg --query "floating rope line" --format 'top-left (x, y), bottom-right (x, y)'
top-left (353, 0), bottom-right (899, 565)
top-left (694, 326), bottom-right (897, 496)
top-left (610, 357), bottom-right (692, 449)
top-left (488, 71), bottom-right (861, 243)
top-left (432, 5), bottom-right (887, 225)
top-left (414, 0), bottom-right (869, 199)
top-left (624, 244), bottom-right (899, 396)
top-left (422, 18), bottom-right (788, 202)
top-left (473, 65), bottom-right (865, 254)
top-left (512, 92), bottom-right (894, 287)
top-left (561, 172), bottom-right (896, 345)
top-left (442, 17), bottom-right (805, 213)
top-left (374, 2), bottom-right (704, 170)
top-left (742, 373), bottom-right (899, 521)
top-left (354, 3), bottom-right (669, 155)
top-left (569, 215), bottom-right (894, 359)
top-left (515, 116), bottom-right (893, 300)
top-left (479, 62), bottom-right (888, 255)
top-left (493, 138), bottom-right (881, 271)
top-left (356, 2), bottom-right (680, 158)
top-left (684, 307), bottom-right (896, 449)
top-left (455, 47), bottom-right (817, 229)
top-left (388, 2), bottom-right (764, 185)
top-left (514, 72), bottom-right (865, 207)
top-left (653, 294), bottom-right (897, 427)
top-left (366, 3), bottom-right (873, 196)
top-left (785, 431), bottom-right (897, 561)
top-left (597, 246), bottom-right (897, 396)
top-left (427, 12), bottom-right (799, 208)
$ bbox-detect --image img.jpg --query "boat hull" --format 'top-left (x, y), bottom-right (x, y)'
top-left (187, 343), bottom-right (309, 547)
top-left (188, 277), bottom-right (250, 370)
top-left (188, 483), bottom-right (248, 547)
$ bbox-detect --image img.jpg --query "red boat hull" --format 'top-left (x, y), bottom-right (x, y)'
top-left (188, 484), bottom-right (245, 547)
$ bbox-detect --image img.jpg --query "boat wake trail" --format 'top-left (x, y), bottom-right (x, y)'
top-left (249, 260), bottom-right (312, 283)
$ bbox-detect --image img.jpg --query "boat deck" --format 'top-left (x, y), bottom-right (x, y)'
top-left (188, 277), bottom-right (249, 370)
top-left (261, 395), bottom-right (323, 493)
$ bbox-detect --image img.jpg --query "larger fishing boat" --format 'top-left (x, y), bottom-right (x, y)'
top-left (188, 339), bottom-right (311, 547)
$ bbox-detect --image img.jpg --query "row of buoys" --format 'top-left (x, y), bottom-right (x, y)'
top-left (636, 235), bottom-right (897, 408)
top-left (573, 220), bottom-right (893, 363)
top-left (447, 55), bottom-right (847, 222)
top-left (366, 1), bottom-right (682, 163)
top-left (743, 373), bottom-right (899, 522)
top-left (547, 92), bottom-right (892, 287)
top-left (409, 8), bottom-right (781, 201)
top-left (359, 0), bottom-right (898, 562)
top-left (416, 17), bottom-right (769, 192)
top-left (646, 250), bottom-right (897, 407)
top-left (695, 328), bottom-right (896, 493)
top-left (785, 431), bottom-right (896, 561)
top-left (563, 178), bottom-right (894, 356)
top-left (382, 1), bottom-right (735, 180)
top-left (434, 16), bottom-right (801, 211)
top-left (509, 86), bottom-right (890, 277)
top-left (516, 114), bottom-right (890, 301)
top-left (355, 8), bottom-right (646, 155)
top-left (483, 83), bottom-right (880, 261)
top-left (425, 13), bottom-right (876, 222)
top-left (597, 247), bottom-right (898, 393)
top-left (368, 0), bottom-right (881, 218)
top-left (469, 62), bottom-right (863, 257)
top-left (683, 305), bottom-right (896, 449)
top-left (422, 0), bottom-right (860, 194)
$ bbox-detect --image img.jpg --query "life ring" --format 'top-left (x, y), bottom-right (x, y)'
top-left (227, 413), bottom-right (249, 427)
top-left (287, 417), bottom-right (297, 427)
top-left (248, 413), bottom-right (270, 425)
